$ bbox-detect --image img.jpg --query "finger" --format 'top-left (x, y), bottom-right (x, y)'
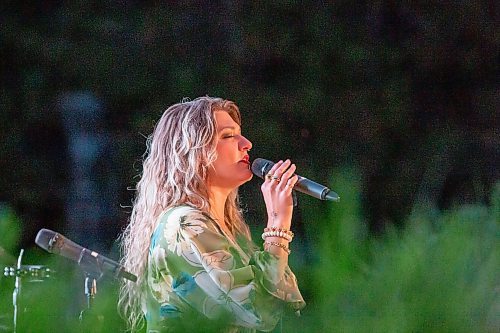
top-left (270, 160), bottom-right (284, 173)
top-left (269, 160), bottom-right (290, 186)
top-left (273, 159), bottom-right (291, 179)
top-left (277, 164), bottom-right (296, 190)
top-left (279, 163), bottom-right (296, 184)
top-left (285, 175), bottom-right (299, 192)
top-left (266, 160), bottom-right (283, 180)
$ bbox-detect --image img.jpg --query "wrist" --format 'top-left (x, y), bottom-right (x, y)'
top-left (267, 220), bottom-right (291, 231)
top-left (264, 236), bottom-right (290, 245)
top-left (264, 239), bottom-right (291, 255)
top-left (262, 227), bottom-right (294, 242)
top-left (262, 225), bottom-right (293, 256)
top-left (266, 212), bottom-right (291, 230)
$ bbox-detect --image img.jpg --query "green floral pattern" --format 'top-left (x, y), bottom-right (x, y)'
top-left (145, 205), bottom-right (305, 332)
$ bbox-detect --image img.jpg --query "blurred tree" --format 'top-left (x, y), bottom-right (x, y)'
top-left (0, 0), bottom-right (497, 244)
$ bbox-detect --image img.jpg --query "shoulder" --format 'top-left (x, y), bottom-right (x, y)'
top-left (159, 204), bottom-right (212, 226)
top-left (155, 205), bottom-right (217, 240)
top-left (150, 205), bottom-right (218, 257)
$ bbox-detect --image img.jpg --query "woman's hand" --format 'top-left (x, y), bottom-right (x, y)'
top-left (260, 159), bottom-right (299, 231)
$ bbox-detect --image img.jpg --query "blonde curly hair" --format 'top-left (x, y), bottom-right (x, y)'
top-left (118, 96), bottom-right (251, 331)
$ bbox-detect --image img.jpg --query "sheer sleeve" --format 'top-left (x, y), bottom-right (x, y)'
top-left (147, 205), bottom-right (305, 331)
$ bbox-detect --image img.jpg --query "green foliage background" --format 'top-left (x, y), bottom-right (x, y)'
top-left (0, 178), bottom-right (498, 332)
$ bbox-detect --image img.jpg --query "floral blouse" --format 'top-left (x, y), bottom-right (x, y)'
top-left (144, 205), bottom-right (305, 333)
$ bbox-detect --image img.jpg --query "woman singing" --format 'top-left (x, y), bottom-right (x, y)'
top-left (119, 97), bottom-right (305, 332)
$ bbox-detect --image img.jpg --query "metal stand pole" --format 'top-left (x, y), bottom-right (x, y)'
top-left (79, 275), bottom-right (97, 323)
top-left (12, 249), bottom-right (24, 333)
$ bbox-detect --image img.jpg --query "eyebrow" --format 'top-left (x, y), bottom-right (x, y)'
top-left (218, 126), bottom-right (240, 131)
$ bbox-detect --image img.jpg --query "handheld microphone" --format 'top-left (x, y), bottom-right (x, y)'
top-left (251, 158), bottom-right (340, 202)
top-left (35, 228), bottom-right (137, 282)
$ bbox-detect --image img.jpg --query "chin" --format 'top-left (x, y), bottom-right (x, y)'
top-left (235, 171), bottom-right (253, 187)
top-left (237, 171), bottom-right (253, 182)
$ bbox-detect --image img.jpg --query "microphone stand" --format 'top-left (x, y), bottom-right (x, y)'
top-left (78, 260), bottom-right (104, 331)
top-left (12, 249), bottom-right (23, 333)
top-left (77, 272), bottom-right (106, 333)
top-left (5, 250), bottom-right (54, 333)
top-left (79, 275), bottom-right (98, 321)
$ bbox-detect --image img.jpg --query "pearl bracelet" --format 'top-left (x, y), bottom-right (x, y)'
top-left (261, 230), bottom-right (293, 242)
top-left (264, 241), bottom-right (291, 255)
top-left (263, 227), bottom-right (294, 239)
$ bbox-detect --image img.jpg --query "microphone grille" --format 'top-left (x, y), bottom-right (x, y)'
top-left (35, 229), bottom-right (59, 254)
top-left (251, 158), bottom-right (275, 179)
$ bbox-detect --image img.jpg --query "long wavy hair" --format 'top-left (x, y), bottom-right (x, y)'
top-left (118, 96), bottom-right (251, 331)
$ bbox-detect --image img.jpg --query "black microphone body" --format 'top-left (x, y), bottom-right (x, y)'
top-left (35, 229), bottom-right (137, 282)
top-left (251, 158), bottom-right (340, 202)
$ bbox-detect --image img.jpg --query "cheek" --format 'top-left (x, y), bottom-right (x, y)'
top-left (215, 143), bottom-right (236, 163)
top-left (214, 155), bottom-right (233, 170)
top-left (212, 150), bottom-right (230, 171)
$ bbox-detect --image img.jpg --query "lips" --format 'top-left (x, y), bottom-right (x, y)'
top-left (239, 155), bottom-right (250, 165)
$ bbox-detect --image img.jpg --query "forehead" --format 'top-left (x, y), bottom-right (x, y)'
top-left (214, 111), bottom-right (240, 130)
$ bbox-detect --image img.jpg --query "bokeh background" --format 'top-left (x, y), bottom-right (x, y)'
top-left (0, 1), bottom-right (498, 332)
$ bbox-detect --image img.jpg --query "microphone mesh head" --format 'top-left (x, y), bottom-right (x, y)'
top-left (251, 158), bottom-right (275, 179)
top-left (35, 229), bottom-right (57, 253)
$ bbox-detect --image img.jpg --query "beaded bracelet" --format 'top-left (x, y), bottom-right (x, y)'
top-left (264, 227), bottom-right (294, 238)
top-left (264, 241), bottom-right (291, 255)
top-left (261, 230), bottom-right (293, 242)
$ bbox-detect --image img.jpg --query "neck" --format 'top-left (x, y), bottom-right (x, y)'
top-left (208, 185), bottom-right (231, 230)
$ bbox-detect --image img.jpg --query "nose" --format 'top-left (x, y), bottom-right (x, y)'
top-left (239, 135), bottom-right (252, 151)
